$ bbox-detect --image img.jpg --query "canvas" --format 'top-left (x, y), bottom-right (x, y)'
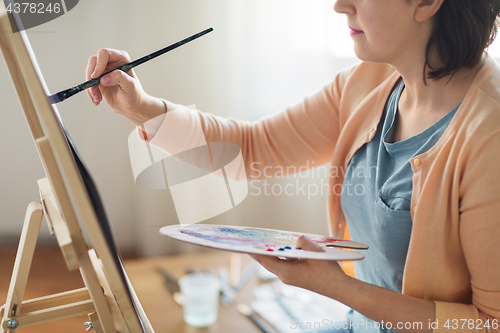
top-left (0, 4), bottom-right (152, 332)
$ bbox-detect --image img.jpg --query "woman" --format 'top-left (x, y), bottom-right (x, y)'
top-left (86, 0), bottom-right (500, 332)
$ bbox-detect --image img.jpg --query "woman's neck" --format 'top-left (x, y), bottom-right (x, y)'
top-left (395, 56), bottom-right (483, 116)
top-left (387, 54), bottom-right (484, 142)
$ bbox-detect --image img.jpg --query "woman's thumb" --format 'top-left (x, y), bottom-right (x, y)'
top-left (296, 235), bottom-right (325, 252)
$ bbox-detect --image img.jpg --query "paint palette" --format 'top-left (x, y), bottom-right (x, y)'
top-left (160, 224), bottom-right (368, 261)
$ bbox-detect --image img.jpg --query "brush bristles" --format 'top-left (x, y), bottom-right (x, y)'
top-left (48, 94), bottom-right (62, 104)
top-left (48, 85), bottom-right (84, 104)
top-left (237, 303), bottom-right (252, 316)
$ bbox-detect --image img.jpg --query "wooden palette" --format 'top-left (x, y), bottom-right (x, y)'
top-left (160, 224), bottom-right (368, 261)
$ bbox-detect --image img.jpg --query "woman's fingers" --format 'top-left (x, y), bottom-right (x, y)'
top-left (86, 55), bottom-right (102, 105)
top-left (85, 55), bottom-right (97, 81)
top-left (85, 49), bottom-right (134, 106)
top-left (100, 69), bottom-right (137, 94)
top-left (92, 48), bottom-right (131, 78)
top-left (249, 254), bottom-right (287, 274)
top-left (92, 48), bottom-right (111, 78)
top-left (251, 238), bottom-right (343, 291)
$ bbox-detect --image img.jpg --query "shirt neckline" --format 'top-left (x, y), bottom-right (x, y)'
top-left (383, 79), bottom-right (461, 148)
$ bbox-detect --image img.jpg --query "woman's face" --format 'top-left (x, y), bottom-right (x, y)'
top-left (334, 0), bottom-right (431, 65)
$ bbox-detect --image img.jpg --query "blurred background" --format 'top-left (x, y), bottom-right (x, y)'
top-left (2, 0), bottom-right (500, 258)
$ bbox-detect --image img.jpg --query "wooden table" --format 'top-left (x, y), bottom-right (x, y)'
top-left (124, 250), bottom-right (262, 333)
top-left (0, 246), bottom-right (264, 333)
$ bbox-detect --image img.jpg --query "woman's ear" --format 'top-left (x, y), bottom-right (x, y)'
top-left (414, 0), bottom-right (445, 22)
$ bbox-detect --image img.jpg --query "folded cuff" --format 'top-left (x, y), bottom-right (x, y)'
top-left (433, 301), bottom-right (479, 333)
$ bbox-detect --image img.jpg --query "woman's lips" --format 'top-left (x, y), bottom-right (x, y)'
top-left (349, 27), bottom-right (364, 36)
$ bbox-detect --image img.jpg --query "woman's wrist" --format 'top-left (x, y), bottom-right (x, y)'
top-left (124, 95), bottom-right (166, 127)
top-left (141, 95), bottom-right (167, 124)
top-left (316, 270), bottom-right (358, 305)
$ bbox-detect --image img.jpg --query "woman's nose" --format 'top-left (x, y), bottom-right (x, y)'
top-left (333, 0), bottom-right (355, 15)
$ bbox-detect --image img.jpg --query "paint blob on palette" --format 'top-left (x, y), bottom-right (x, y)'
top-left (160, 224), bottom-right (368, 261)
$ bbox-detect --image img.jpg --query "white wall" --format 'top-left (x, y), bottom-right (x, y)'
top-left (0, 0), bottom-right (358, 256)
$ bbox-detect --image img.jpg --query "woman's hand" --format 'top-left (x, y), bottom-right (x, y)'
top-left (85, 48), bottom-right (165, 127)
top-left (250, 235), bottom-right (349, 298)
top-left (252, 236), bottom-right (436, 333)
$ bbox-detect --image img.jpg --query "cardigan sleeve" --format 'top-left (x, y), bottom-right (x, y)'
top-left (434, 130), bottom-right (500, 333)
top-left (147, 68), bottom-right (352, 180)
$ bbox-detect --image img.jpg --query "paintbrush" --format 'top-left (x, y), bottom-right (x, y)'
top-left (234, 260), bottom-right (258, 291)
top-left (48, 27), bottom-right (213, 104)
top-left (203, 266), bottom-right (237, 306)
top-left (156, 267), bottom-right (184, 305)
top-left (237, 304), bottom-right (278, 333)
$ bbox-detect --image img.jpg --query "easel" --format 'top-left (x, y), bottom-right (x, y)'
top-left (0, 178), bottom-right (125, 332)
top-left (0, 3), bottom-right (154, 332)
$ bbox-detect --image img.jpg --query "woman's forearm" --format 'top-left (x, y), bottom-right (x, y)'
top-left (251, 238), bottom-right (436, 333)
top-left (332, 275), bottom-right (435, 333)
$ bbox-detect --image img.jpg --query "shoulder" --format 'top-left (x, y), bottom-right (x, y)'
top-left (476, 57), bottom-right (500, 110)
top-left (459, 56), bottom-right (500, 143)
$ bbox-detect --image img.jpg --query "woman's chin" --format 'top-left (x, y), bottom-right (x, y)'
top-left (353, 45), bottom-right (369, 61)
top-left (353, 47), bottom-right (386, 64)
top-left (353, 49), bottom-right (370, 62)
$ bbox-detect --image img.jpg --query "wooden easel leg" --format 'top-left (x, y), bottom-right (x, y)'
top-left (0, 203), bottom-right (116, 333)
top-left (1, 202), bottom-right (44, 333)
top-left (88, 250), bottom-right (129, 332)
top-left (87, 312), bottom-right (104, 333)
top-left (79, 255), bottom-right (117, 333)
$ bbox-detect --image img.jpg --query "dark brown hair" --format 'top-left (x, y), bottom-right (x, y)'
top-left (425, 0), bottom-right (500, 81)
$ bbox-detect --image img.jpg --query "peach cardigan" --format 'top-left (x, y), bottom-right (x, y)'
top-left (150, 55), bottom-right (500, 332)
